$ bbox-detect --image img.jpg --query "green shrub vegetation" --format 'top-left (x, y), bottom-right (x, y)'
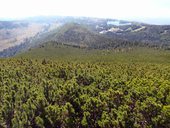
top-left (0, 56), bottom-right (170, 127)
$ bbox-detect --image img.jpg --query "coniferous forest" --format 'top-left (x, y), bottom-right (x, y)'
top-left (0, 55), bottom-right (170, 127)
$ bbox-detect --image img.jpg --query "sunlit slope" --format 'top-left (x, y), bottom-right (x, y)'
top-left (16, 42), bottom-right (170, 64)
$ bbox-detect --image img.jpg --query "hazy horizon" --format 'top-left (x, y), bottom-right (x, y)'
top-left (0, 0), bottom-right (170, 25)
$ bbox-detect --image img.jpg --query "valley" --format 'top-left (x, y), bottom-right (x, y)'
top-left (0, 22), bottom-right (46, 51)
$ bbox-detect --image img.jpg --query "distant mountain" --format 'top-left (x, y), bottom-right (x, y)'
top-left (44, 23), bottom-right (116, 49)
top-left (52, 18), bottom-right (170, 48)
top-left (25, 23), bottom-right (145, 49)
top-left (0, 16), bottom-right (170, 57)
top-left (100, 24), bottom-right (170, 47)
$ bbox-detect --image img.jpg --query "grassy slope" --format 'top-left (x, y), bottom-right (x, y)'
top-left (16, 43), bottom-right (170, 64)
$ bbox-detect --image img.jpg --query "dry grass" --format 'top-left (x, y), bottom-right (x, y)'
top-left (0, 23), bottom-right (45, 51)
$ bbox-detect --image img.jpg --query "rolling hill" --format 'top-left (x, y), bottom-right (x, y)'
top-left (34, 23), bottom-right (134, 49)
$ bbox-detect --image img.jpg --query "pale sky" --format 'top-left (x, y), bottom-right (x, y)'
top-left (0, 0), bottom-right (170, 24)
